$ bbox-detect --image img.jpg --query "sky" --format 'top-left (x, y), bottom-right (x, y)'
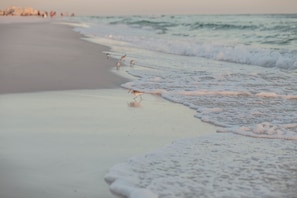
top-left (1, 0), bottom-right (297, 16)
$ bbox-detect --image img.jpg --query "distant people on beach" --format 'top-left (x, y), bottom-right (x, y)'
top-left (38, 11), bottom-right (48, 18)
top-left (50, 11), bottom-right (56, 18)
top-left (0, 6), bottom-right (75, 17)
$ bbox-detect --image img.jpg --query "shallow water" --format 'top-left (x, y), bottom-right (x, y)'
top-left (71, 14), bottom-right (297, 140)
top-left (67, 14), bottom-right (297, 198)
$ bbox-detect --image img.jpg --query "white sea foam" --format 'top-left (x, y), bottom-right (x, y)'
top-left (120, 53), bottom-right (297, 140)
top-left (105, 133), bottom-right (297, 198)
top-left (129, 39), bottom-right (297, 69)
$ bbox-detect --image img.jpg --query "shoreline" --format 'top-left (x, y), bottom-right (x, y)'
top-left (0, 89), bottom-right (217, 198)
top-left (0, 17), bottom-right (217, 198)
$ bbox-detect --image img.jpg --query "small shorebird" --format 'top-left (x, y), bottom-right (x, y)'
top-left (128, 89), bottom-right (143, 100)
top-left (116, 61), bottom-right (121, 70)
top-left (106, 52), bottom-right (110, 59)
top-left (120, 54), bottom-right (126, 62)
top-left (130, 59), bottom-right (136, 67)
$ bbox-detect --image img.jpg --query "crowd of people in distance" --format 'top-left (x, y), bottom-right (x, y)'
top-left (0, 6), bottom-right (75, 18)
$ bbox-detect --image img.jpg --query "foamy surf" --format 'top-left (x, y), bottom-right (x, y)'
top-left (105, 133), bottom-right (297, 198)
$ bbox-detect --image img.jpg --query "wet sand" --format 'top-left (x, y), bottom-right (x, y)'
top-left (0, 18), bottom-right (127, 94)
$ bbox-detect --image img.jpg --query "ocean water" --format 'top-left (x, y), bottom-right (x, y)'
top-left (67, 15), bottom-right (297, 198)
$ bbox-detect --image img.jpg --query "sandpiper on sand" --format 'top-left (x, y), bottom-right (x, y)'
top-left (128, 89), bottom-right (143, 100)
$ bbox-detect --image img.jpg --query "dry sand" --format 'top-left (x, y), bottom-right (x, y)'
top-left (0, 17), bottom-right (217, 198)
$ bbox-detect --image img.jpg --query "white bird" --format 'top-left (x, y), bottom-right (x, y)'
top-left (130, 59), bottom-right (136, 67)
top-left (116, 61), bottom-right (121, 70)
top-left (120, 54), bottom-right (126, 62)
top-left (106, 53), bottom-right (110, 59)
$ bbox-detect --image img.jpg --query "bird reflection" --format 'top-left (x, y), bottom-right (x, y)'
top-left (127, 100), bottom-right (142, 108)
top-left (127, 89), bottom-right (143, 108)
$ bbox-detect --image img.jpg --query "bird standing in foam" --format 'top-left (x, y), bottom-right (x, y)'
top-left (130, 60), bottom-right (136, 67)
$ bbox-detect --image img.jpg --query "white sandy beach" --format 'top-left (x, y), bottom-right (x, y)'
top-left (0, 17), bottom-right (216, 198)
